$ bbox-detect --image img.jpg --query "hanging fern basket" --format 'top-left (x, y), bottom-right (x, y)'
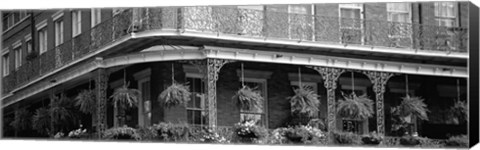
top-left (159, 81), bottom-right (192, 109)
top-left (32, 107), bottom-right (51, 136)
top-left (450, 100), bottom-right (468, 124)
top-left (75, 89), bottom-right (96, 114)
top-left (233, 85), bottom-right (264, 111)
top-left (336, 92), bottom-right (374, 120)
top-left (288, 85), bottom-right (320, 118)
top-left (10, 108), bottom-right (32, 131)
top-left (393, 95), bottom-right (429, 122)
top-left (110, 83), bottom-right (141, 110)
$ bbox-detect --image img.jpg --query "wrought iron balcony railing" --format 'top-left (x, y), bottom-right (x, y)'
top-left (136, 6), bottom-right (468, 52)
top-left (1, 6), bottom-right (469, 96)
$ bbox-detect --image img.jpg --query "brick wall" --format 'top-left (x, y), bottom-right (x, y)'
top-left (216, 63), bottom-right (241, 126)
top-left (364, 3), bottom-right (387, 20)
top-left (420, 2), bottom-right (435, 26)
top-left (266, 68), bottom-right (293, 128)
top-left (150, 63), bottom-right (164, 124)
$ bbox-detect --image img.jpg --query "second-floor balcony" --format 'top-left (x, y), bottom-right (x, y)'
top-left (1, 6), bottom-right (469, 96)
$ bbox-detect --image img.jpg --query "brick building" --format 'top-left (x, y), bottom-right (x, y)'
top-left (0, 2), bottom-right (474, 140)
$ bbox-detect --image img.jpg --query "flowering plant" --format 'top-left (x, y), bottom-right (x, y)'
top-left (151, 122), bottom-right (190, 141)
top-left (233, 121), bottom-right (268, 143)
top-left (66, 124), bottom-right (88, 139)
top-left (284, 125), bottom-right (326, 144)
top-left (199, 128), bottom-right (228, 143)
top-left (54, 132), bottom-right (65, 139)
top-left (268, 128), bottom-right (289, 144)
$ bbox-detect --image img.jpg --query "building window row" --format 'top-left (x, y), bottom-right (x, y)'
top-left (2, 10), bottom-right (28, 32)
top-left (1, 9), bottom-right (103, 76)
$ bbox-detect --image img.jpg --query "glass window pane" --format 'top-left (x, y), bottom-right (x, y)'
top-left (193, 110), bottom-right (202, 124)
top-left (194, 78), bottom-right (201, 92)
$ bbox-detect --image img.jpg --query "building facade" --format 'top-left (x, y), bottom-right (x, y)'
top-left (1, 2), bottom-right (472, 140)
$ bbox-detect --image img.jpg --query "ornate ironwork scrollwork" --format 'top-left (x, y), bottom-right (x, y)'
top-left (206, 58), bottom-right (235, 128)
top-left (363, 71), bottom-right (394, 135)
top-left (309, 66), bottom-right (345, 135)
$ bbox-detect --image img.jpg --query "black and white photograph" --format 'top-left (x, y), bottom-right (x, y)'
top-left (0, 0), bottom-right (479, 149)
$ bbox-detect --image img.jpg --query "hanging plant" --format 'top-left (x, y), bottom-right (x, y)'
top-left (75, 89), bottom-right (96, 114)
top-left (50, 94), bottom-right (79, 132)
top-left (288, 85), bottom-right (320, 117)
top-left (233, 85), bottom-right (264, 111)
top-left (110, 82), bottom-right (141, 110)
top-left (336, 92), bottom-right (374, 120)
top-left (392, 95), bottom-right (429, 122)
top-left (10, 108), bottom-right (32, 132)
top-left (32, 107), bottom-right (51, 136)
top-left (159, 63), bottom-right (192, 109)
top-left (449, 100), bottom-right (467, 124)
top-left (159, 81), bottom-right (191, 109)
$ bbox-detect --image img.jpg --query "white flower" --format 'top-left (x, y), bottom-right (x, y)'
top-left (54, 132), bottom-right (64, 139)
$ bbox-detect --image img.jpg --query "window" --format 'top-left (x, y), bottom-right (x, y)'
top-left (133, 69), bottom-right (151, 127)
top-left (2, 14), bottom-right (14, 31)
top-left (339, 4), bottom-right (364, 44)
top-left (339, 4), bottom-right (363, 29)
top-left (38, 27), bottom-right (48, 54)
top-left (14, 45), bottom-right (22, 70)
top-left (2, 11), bottom-right (29, 31)
top-left (19, 11), bottom-right (27, 19)
top-left (91, 8), bottom-right (101, 27)
top-left (72, 10), bottom-right (82, 37)
top-left (236, 70), bottom-right (271, 127)
top-left (290, 81), bottom-right (319, 118)
top-left (2, 52), bottom-right (9, 76)
top-left (435, 2), bottom-right (457, 27)
top-left (186, 77), bottom-right (207, 125)
top-left (25, 35), bottom-right (33, 54)
top-left (338, 76), bottom-right (369, 134)
top-left (54, 19), bottom-right (64, 46)
top-left (387, 3), bottom-right (411, 23)
top-left (287, 5), bottom-right (314, 40)
top-left (288, 5), bottom-right (307, 14)
top-left (138, 78), bottom-right (151, 127)
top-left (387, 3), bottom-right (412, 39)
top-left (239, 79), bottom-right (267, 127)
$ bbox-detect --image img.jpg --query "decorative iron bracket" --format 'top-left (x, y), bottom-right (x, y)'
top-left (363, 71), bottom-right (395, 135)
top-left (308, 66), bottom-right (345, 136)
top-left (206, 58), bottom-right (235, 128)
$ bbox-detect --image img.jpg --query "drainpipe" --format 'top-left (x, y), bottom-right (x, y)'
top-left (30, 11), bottom-right (35, 55)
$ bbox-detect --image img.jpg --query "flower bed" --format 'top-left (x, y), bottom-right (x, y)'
top-left (44, 121), bottom-right (460, 148)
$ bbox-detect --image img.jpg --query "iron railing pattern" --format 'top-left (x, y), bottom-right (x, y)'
top-left (2, 6), bottom-right (469, 95)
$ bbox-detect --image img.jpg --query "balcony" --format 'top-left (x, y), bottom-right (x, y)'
top-left (1, 6), bottom-right (469, 96)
